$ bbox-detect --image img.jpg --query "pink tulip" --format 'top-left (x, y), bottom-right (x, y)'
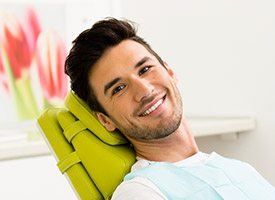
top-left (0, 9), bottom-right (42, 119)
top-left (35, 30), bottom-right (68, 100)
top-left (22, 7), bottom-right (41, 54)
top-left (0, 8), bottom-right (41, 79)
top-left (0, 13), bottom-right (32, 79)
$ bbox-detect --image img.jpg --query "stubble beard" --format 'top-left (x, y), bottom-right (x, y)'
top-left (113, 85), bottom-right (183, 141)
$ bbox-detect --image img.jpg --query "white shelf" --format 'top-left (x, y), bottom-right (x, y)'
top-left (0, 139), bottom-right (50, 161)
top-left (0, 117), bottom-right (256, 161)
top-left (189, 116), bottom-right (256, 137)
top-left (0, 120), bottom-right (51, 161)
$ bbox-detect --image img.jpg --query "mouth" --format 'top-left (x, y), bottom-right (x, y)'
top-left (138, 94), bottom-right (166, 117)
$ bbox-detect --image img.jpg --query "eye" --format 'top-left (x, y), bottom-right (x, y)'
top-left (112, 84), bottom-right (126, 95)
top-left (138, 66), bottom-right (152, 76)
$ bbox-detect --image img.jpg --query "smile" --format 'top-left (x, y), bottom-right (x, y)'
top-left (140, 95), bottom-right (166, 117)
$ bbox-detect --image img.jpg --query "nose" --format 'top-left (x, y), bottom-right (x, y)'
top-left (131, 76), bottom-right (154, 102)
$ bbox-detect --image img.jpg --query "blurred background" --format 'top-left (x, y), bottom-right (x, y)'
top-left (0, 0), bottom-right (274, 199)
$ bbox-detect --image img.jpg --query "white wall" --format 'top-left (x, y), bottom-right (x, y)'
top-left (121, 0), bottom-right (275, 185)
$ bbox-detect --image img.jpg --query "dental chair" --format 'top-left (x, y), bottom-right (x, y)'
top-left (37, 91), bottom-right (136, 200)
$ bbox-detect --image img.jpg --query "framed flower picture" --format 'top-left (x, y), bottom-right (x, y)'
top-left (0, 0), bottom-right (120, 160)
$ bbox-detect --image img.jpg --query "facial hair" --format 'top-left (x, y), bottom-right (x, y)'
top-left (110, 83), bottom-right (183, 140)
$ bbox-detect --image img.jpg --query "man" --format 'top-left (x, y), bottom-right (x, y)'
top-left (65, 18), bottom-right (275, 199)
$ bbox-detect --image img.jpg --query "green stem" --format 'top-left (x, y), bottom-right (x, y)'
top-left (15, 76), bottom-right (40, 118)
top-left (1, 49), bottom-right (29, 120)
top-left (1, 48), bottom-right (39, 120)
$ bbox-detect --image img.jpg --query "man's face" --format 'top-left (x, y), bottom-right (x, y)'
top-left (89, 40), bottom-right (183, 140)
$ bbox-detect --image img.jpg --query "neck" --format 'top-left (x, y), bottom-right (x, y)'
top-left (130, 117), bottom-right (199, 162)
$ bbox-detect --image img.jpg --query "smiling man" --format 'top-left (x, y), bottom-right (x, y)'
top-left (90, 40), bottom-right (185, 143)
top-left (65, 18), bottom-right (275, 199)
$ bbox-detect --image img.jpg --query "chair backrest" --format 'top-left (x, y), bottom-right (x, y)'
top-left (37, 91), bottom-right (136, 200)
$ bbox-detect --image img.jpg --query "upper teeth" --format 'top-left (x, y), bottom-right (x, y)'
top-left (141, 98), bottom-right (163, 116)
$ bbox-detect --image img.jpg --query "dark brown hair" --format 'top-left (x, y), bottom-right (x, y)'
top-left (65, 18), bottom-right (165, 115)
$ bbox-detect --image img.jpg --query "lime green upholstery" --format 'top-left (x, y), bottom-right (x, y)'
top-left (37, 91), bottom-right (136, 200)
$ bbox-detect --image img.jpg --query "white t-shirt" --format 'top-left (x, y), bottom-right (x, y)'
top-left (111, 152), bottom-right (210, 200)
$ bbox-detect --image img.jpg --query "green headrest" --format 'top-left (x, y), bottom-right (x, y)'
top-left (65, 91), bottom-right (128, 145)
top-left (38, 108), bottom-right (103, 199)
top-left (56, 109), bottom-right (135, 199)
top-left (38, 91), bottom-right (136, 199)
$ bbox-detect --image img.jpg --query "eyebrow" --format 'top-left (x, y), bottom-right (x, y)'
top-left (104, 77), bottom-right (121, 95)
top-left (104, 56), bottom-right (151, 95)
top-left (134, 56), bottom-right (151, 68)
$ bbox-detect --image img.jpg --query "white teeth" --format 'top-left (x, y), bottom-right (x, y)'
top-left (141, 98), bottom-right (163, 116)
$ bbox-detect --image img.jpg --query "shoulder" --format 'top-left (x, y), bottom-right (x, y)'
top-left (111, 176), bottom-right (166, 200)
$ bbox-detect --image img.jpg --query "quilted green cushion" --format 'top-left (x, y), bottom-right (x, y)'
top-left (38, 91), bottom-right (136, 199)
top-left (38, 108), bottom-right (103, 199)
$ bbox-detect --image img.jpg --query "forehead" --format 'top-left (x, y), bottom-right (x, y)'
top-left (89, 40), bottom-right (155, 95)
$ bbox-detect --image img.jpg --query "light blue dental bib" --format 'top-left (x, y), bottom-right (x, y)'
top-left (124, 153), bottom-right (275, 200)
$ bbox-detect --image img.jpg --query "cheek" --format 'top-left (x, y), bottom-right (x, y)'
top-left (108, 98), bottom-right (133, 118)
top-left (118, 103), bottom-right (138, 126)
top-left (110, 110), bottom-right (135, 130)
top-left (108, 100), bottom-right (117, 113)
top-left (153, 70), bottom-right (171, 83)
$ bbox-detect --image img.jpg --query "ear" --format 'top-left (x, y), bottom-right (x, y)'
top-left (164, 61), bottom-right (179, 83)
top-left (96, 112), bottom-right (117, 132)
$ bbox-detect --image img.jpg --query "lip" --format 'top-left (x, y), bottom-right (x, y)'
top-left (138, 94), bottom-right (166, 117)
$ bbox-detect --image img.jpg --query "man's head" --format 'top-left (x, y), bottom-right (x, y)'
top-left (65, 18), bottom-right (183, 141)
top-left (65, 18), bottom-right (164, 115)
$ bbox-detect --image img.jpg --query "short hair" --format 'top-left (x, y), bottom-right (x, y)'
top-left (65, 18), bottom-right (165, 115)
